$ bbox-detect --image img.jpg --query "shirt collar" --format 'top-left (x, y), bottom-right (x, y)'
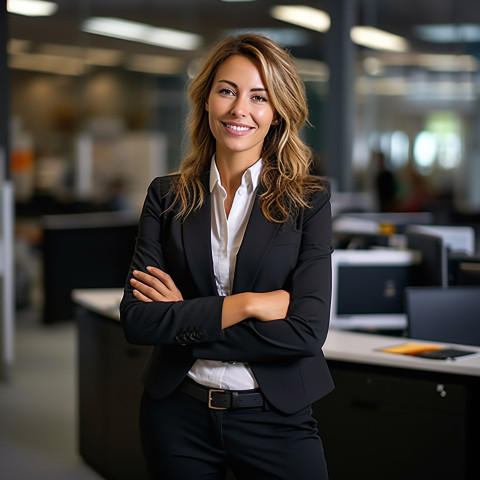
top-left (209, 155), bottom-right (263, 194)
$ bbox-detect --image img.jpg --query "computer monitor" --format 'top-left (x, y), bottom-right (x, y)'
top-left (405, 230), bottom-right (449, 287)
top-left (330, 249), bottom-right (420, 330)
top-left (405, 286), bottom-right (480, 347)
top-left (405, 224), bottom-right (475, 255)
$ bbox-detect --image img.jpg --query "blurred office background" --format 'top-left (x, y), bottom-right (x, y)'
top-left (1, 0), bottom-right (480, 478)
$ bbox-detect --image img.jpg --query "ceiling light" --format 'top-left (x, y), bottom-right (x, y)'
top-left (270, 6), bottom-right (330, 33)
top-left (351, 26), bottom-right (409, 52)
top-left (82, 17), bottom-right (202, 51)
top-left (7, 0), bottom-right (57, 17)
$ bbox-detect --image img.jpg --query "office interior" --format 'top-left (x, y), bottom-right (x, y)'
top-left (1, 1), bottom-right (480, 479)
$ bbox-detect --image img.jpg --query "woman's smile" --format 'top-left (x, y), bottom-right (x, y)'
top-left (221, 121), bottom-right (255, 135)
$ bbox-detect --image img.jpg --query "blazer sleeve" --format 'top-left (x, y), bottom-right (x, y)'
top-left (192, 185), bottom-right (333, 363)
top-left (119, 177), bottom-right (225, 346)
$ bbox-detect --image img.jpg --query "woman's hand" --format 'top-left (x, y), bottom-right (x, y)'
top-left (222, 290), bottom-right (290, 329)
top-left (130, 266), bottom-right (184, 303)
top-left (248, 290), bottom-right (290, 322)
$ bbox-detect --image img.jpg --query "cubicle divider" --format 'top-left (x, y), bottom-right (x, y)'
top-left (42, 211), bottom-right (138, 323)
top-left (0, 181), bottom-right (14, 378)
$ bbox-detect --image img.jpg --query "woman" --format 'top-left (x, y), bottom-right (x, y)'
top-left (120, 33), bottom-right (333, 480)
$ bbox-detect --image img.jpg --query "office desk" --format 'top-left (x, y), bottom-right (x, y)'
top-left (74, 289), bottom-right (480, 480)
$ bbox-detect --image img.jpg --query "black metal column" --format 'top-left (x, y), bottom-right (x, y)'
top-left (324, 0), bottom-right (356, 192)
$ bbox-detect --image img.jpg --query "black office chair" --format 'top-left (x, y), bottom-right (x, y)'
top-left (405, 286), bottom-right (480, 347)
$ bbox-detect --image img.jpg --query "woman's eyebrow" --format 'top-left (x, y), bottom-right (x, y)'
top-left (217, 79), bottom-right (268, 93)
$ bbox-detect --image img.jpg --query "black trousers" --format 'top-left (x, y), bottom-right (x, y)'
top-left (139, 384), bottom-right (329, 480)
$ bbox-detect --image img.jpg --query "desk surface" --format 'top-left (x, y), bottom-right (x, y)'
top-left (72, 288), bottom-right (480, 378)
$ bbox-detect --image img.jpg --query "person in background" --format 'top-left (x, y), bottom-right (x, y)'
top-left (120, 33), bottom-right (333, 480)
top-left (373, 150), bottom-right (397, 212)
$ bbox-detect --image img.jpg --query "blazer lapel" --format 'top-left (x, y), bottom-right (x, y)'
top-left (232, 192), bottom-right (281, 294)
top-left (182, 172), bottom-right (218, 297)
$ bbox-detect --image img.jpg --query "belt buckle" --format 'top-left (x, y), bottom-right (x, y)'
top-left (208, 389), bottom-right (227, 410)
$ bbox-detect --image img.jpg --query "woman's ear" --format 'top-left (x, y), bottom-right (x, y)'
top-left (205, 102), bottom-right (209, 112)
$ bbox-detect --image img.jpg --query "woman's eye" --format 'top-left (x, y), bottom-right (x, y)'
top-left (252, 95), bottom-right (268, 103)
top-left (219, 88), bottom-right (235, 96)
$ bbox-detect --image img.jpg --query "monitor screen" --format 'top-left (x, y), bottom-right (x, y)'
top-left (406, 286), bottom-right (480, 347)
top-left (330, 249), bottom-right (420, 330)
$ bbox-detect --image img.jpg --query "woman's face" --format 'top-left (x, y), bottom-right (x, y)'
top-left (206, 54), bottom-right (275, 163)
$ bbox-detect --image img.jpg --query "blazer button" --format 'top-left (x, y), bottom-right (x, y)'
top-left (175, 333), bottom-right (186, 343)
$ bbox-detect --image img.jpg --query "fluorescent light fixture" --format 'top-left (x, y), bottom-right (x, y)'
top-left (351, 26), bottom-right (409, 52)
top-left (270, 6), bottom-right (330, 33)
top-left (414, 24), bottom-right (480, 43)
top-left (82, 17), bottom-right (202, 51)
top-left (7, 0), bottom-right (57, 17)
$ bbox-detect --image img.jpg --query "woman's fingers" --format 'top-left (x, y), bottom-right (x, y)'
top-left (146, 266), bottom-right (184, 301)
top-left (130, 276), bottom-right (163, 301)
top-left (132, 288), bottom-right (153, 303)
top-left (130, 267), bottom-right (183, 302)
top-left (133, 269), bottom-right (168, 294)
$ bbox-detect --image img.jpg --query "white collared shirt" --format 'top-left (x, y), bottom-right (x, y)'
top-left (187, 156), bottom-right (262, 390)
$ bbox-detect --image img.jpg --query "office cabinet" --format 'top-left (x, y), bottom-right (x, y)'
top-left (77, 307), bottom-right (149, 480)
top-left (314, 362), bottom-right (477, 480)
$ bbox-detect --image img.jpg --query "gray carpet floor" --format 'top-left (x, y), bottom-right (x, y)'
top-left (0, 309), bottom-right (103, 480)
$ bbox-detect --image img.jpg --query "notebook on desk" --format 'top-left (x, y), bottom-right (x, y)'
top-left (405, 286), bottom-right (480, 347)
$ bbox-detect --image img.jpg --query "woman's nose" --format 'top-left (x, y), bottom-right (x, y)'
top-left (231, 96), bottom-right (247, 117)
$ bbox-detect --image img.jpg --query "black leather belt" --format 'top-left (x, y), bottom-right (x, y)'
top-left (179, 378), bottom-right (264, 410)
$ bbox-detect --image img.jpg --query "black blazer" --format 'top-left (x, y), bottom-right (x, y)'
top-left (120, 170), bottom-right (334, 414)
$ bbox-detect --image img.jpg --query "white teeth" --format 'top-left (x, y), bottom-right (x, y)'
top-left (226, 124), bottom-right (250, 131)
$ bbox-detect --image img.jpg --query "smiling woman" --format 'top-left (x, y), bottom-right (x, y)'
top-left (175, 33), bottom-right (320, 223)
top-left (120, 33), bottom-right (333, 480)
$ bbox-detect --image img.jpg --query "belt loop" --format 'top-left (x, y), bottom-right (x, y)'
top-left (231, 391), bottom-right (239, 409)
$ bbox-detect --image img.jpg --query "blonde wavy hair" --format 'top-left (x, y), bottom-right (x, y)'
top-left (171, 33), bottom-right (323, 223)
